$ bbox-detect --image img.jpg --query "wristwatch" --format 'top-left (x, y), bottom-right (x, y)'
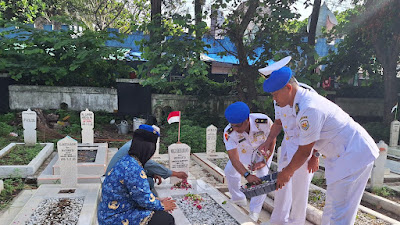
top-left (243, 171), bottom-right (251, 178)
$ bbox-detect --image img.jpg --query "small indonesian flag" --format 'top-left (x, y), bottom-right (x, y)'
top-left (167, 111), bottom-right (181, 124)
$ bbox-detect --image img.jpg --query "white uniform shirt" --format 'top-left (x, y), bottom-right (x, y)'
top-left (223, 113), bottom-right (273, 167)
top-left (293, 87), bottom-right (379, 184)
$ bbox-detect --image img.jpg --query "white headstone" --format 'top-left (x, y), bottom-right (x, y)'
top-left (389, 120), bottom-right (400, 147)
top-left (168, 143), bottom-right (191, 184)
top-left (206, 125), bottom-right (218, 156)
top-left (80, 109), bottom-right (94, 144)
top-left (22, 108), bottom-right (37, 146)
top-left (152, 125), bottom-right (160, 156)
top-left (0, 179), bottom-right (3, 194)
top-left (57, 136), bottom-right (78, 188)
top-left (371, 140), bottom-right (388, 188)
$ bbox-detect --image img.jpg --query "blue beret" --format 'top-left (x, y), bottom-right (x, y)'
top-left (225, 102), bottom-right (250, 124)
top-left (263, 66), bottom-right (292, 92)
top-left (139, 124), bottom-right (160, 136)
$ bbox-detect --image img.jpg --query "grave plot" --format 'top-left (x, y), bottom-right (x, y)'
top-left (0, 143), bottom-right (54, 178)
top-left (37, 143), bottom-right (108, 184)
top-left (156, 179), bottom-right (256, 225)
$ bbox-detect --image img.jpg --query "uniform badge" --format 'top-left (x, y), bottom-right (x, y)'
top-left (224, 133), bottom-right (229, 141)
top-left (300, 120), bottom-right (309, 130)
top-left (300, 116), bottom-right (307, 120)
top-left (254, 131), bottom-right (264, 138)
top-left (238, 138), bottom-right (246, 143)
top-left (242, 149), bottom-right (246, 153)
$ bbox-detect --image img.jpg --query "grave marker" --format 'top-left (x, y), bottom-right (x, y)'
top-left (0, 179), bottom-right (3, 194)
top-left (390, 120), bottom-right (400, 147)
top-left (80, 109), bottom-right (94, 144)
top-left (206, 125), bottom-right (217, 157)
top-left (22, 108), bottom-right (37, 146)
top-left (57, 136), bottom-right (78, 188)
top-left (168, 143), bottom-right (190, 184)
top-left (371, 140), bottom-right (388, 188)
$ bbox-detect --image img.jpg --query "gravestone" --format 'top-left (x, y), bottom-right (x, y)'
top-left (80, 109), bottom-right (94, 144)
top-left (152, 125), bottom-right (160, 156)
top-left (22, 108), bottom-right (37, 146)
top-left (371, 140), bottom-right (388, 188)
top-left (168, 143), bottom-right (191, 184)
top-left (390, 120), bottom-right (400, 147)
top-left (57, 136), bottom-right (78, 188)
top-left (0, 179), bottom-right (3, 194)
top-left (206, 125), bottom-right (217, 157)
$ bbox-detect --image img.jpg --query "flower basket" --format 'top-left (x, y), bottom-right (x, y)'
top-left (240, 172), bottom-right (278, 198)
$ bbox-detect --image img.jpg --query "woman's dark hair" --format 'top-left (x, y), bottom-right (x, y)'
top-left (128, 129), bottom-right (158, 165)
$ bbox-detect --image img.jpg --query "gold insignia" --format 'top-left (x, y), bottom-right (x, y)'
top-left (149, 193), bottom-right (156, 202)
top-left (300, 116), bottom-right (307, 120)
top-left (255, 119), bottom-right (268, 123)
top-left (242, 149), bottom-right (246, 153)
top-left (295, 103), bottom-right (300, 115)
top-left (227, 127), bottom-right (233, 134)
top-left (120, 179), bottom-right (124, 184)
top-left (107, 168), bottom-right (113, 176)
top-left (301, 120), bottom-right (309, 130)
top-left (140, 170), bottom-right (147, 179)
top-left (108, 201), bottom-right (120, 210)
top-left (283, 114), bottom-right (286, 117)
top-left (254, 131), bottom-right (264, 137)
top-left (122, 219), bottom-right (129, 225)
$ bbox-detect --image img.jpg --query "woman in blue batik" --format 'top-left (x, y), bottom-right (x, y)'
top-left (98, 125), bottom-right (176, 225)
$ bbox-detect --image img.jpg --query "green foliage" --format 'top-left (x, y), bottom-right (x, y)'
top-left (0, 112), bottom-right (15, 123)
top-left (0, 0), bottom-right (46, 23)
top-left (371, 187), bottom-right (396, 197)
top-left (0, 23), bottom-right (132, 87)
top-left (335, 82), bottom-right (384, 98)
top-left (361, 122), bottom-right (389, 143)
top-left (0, 121), bottom-right (13, 136)
top-left (55, 109), bottom-right (80, 124)
top-left (311, 177), bottom-right (326, 187)
top-left (0, 176), bottom-right (25, 210)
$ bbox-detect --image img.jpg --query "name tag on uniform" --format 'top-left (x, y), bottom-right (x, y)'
top-left (239, 138), bottom-right (246, 143)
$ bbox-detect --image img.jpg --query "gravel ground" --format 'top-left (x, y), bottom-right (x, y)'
top-left (308, 190), bottom-right (390, 225)
top-left (173, 193), bottom-right (240, 225)
top-left (25, 197), bottom-right (84, 225)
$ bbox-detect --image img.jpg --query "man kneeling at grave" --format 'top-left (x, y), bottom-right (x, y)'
top-left (98, 125), bottom-right (176, 225)
top-left (223, 101), bottom-right (275, 222)
top-left (105, 129), bottom-right (188, 192)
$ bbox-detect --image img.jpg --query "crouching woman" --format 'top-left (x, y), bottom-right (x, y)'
top-left (98, 124), bottom-right (176, 225)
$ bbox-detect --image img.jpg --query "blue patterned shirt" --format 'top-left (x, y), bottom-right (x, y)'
top-left (98, 155), bottom-right (164, 225)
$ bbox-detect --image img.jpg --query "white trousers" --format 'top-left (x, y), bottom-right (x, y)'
top-left (321, 162), bottom-right (373, 225)
top-left (270, 158), bottom-right (314, 225)
top-left (224, 160), bottom-right (270, 213)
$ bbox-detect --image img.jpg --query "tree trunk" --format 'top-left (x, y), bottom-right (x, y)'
top-left (150, 0), bottom-right (162, 41)
top-left (307, 0), bottom-right (321, 73)
top-left (382, 60), bottom-right (399, 124)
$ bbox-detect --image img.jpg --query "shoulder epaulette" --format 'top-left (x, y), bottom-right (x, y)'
top-left (227, 127), bottom-right (233, 134)
top-left (255, 118), bottom-right (268, 123)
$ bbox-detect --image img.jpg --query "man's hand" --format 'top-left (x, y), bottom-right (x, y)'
top-left (276, 168), bottom-right (293, 190)
top-left (153, 174), bottom-right (162, 185)
top-left (172, 171), bottom-right (188, 180)
top-left (307, 155), bottom-right (319, 173)
top-left (246, 174), bottom-right (262, 185)
top-left (258, 139), bottom-right (274, 161)
top-left (248, 161), bottom-right (266, 171)
top-left (161, 197), bottom-right (177, 212)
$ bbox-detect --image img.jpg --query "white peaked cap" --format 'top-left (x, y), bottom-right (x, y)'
top-left (258, 56), bottom-right (292, 76)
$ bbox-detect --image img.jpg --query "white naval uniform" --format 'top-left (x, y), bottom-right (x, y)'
top-left (270, 101), bottom-right (314, 225)
top-left (294, 87), bottom-right (379, 225)
top-left (223, 113), bottom-right (274, 214)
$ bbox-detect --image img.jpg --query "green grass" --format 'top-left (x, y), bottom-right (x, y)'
top-left (0, 144), bottom-right (44, 165)
top-left (0, 177), bottom-right (25, 211)
top-left (371, 187), bottom-right (396, 197)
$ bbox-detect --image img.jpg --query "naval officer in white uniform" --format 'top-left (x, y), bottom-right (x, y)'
top-left (223, 101), bottom-right (274, 222)
top-left (262, 66), bottom-right (379, 225)
top-left (258, 57), bottom-right (319, 225)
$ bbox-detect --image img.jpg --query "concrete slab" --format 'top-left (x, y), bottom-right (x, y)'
top-left (10, 184), bottom-right (100, 225)
top-left (0, 180), bottom-right (3, 193)
top-left (0, 143), bottom-right (54, 178)
top-left (191, 152), bottom-right (228, 183)
top-left (156, 179), bottom-right (256, 225)
top-left (0, 189), bottom-right (36, 225)
top-left (388, 146), bottom-right (400, 157)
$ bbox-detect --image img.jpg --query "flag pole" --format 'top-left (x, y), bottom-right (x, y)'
top-left (177, 111), bottom-right (181, 143)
